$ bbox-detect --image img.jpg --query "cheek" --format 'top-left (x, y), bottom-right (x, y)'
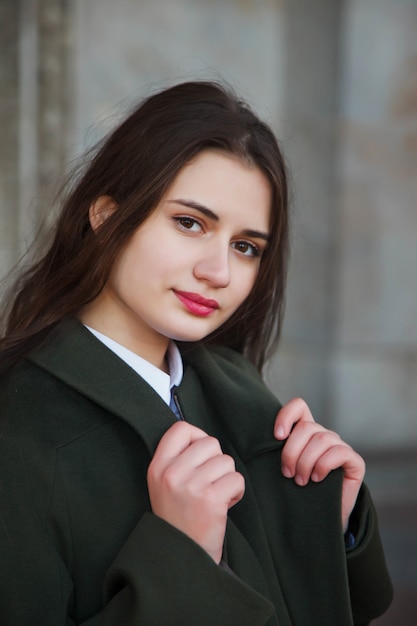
top-left (106, 244), bottom-right (148, 295)
top-left (232, 266), bottom-right (259, 305)
top-left (110, 252), bottom-right (138, 287)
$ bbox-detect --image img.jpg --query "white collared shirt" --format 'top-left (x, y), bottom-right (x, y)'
top-left (84, 326), bottom-right (183, 405)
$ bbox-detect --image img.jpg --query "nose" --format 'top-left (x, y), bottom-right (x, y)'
top-left (193, 243), bottom-right (230, 288)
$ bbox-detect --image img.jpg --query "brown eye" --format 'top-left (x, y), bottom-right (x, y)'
top-left (232, 241), bottom-right (260, 257)
top-left (173, 216), bottom-right (203, 232)
top-left (179, 218), bottom-right (195, 229)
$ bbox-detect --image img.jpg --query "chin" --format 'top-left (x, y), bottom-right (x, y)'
top-left (160, 314), bottom-right (228, 344)
top-left (170, 332), bottom-right (211, 344)
top-left (167, 325), bottom-right (219, 344)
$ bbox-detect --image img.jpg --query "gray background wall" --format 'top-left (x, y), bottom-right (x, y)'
top-left (1, 0), bottom-right (416, 622)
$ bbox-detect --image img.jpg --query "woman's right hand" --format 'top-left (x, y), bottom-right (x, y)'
top-left (147, 421), bottom-right (245, 564)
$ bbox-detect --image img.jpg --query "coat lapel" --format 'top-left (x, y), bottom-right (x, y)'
top-left (179, 344), bottom-right (284, 461)
top-left (29, 319), bottom-right (283, 463)
top-left (29, 319), bottom-right (177, 457)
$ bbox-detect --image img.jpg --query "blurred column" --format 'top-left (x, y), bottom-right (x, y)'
top-left (266, 0), bottom-right (344, 427)
top-left (0, 0), bottom-right (72, 283)
top-left (35, 0), bottom-right (72, 228)
top-left (0, 0), bottom-right (20, 274)
top-left (333, 0), bottom-right (417, 450)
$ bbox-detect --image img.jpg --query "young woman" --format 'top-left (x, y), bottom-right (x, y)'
top-left (0, 81), bottom-right (392, 625)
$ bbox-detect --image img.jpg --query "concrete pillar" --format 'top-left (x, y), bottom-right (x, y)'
top-left (0, 0), bottom-right (72, 284)
top-left (265, 0), bottom-right (344, 428)
top-left (0, 0), bottom-right (20, 275)
top-left (332, 0), bottom-right (417, 449)
top-left (36, 0), bottom-right (72, 226)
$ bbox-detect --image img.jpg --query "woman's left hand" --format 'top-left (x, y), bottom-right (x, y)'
top-left (274, 398), bottom-right (366, 533)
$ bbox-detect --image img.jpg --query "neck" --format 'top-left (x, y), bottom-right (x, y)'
top-left (79, 303), bottom-right (170, 371)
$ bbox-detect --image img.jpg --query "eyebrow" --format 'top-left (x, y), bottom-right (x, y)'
top-left (169, 199), bottom-right (270, 242)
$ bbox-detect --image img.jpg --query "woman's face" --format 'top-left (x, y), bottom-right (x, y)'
top-left (85, 150), bottom-right (272, 366)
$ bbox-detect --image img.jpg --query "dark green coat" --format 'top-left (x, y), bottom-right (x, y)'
top-left (0, 320), bottom-right (392, 625)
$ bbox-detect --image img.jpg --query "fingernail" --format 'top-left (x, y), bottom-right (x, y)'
top-left (282, 466), bottom-right (292, 478)
top-left (275, 425), bottom-right (285, 439)
top-left (311, 473), bottom-right (319, 482)
top-left (295, 475), bottom-right (305, 486)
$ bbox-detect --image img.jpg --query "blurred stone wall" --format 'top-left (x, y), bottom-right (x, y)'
top-left (266, 0), bottom-right (417, 452)
top-left (0, 1), bottom-right (19, 271)
top-left (1, 0), bottom-right (416, 452)
top-left (334, 0), bottom-right (417, 449)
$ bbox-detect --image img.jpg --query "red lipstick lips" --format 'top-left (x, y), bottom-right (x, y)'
top-left (174, 291), bottom-right (219, 317)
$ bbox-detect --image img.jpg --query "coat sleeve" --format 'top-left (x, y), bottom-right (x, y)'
top-left (345, 484), bottom-right (394, 625)
top-left (0, 516), bottom-right (275, 626)
top-left (91, 513), bottom-right (276, 626)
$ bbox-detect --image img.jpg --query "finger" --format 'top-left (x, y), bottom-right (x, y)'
top-left (280, 420), bottom-right (329, 477)
top-left (211, 471), bottom-right (246, 509)
top-left (290, 433), bottom-right (344, 486)
top-left (163, 440), bottom-right (228, 488)
top-left (307, 447), bottom-right (365, 531)
top-left (149, 422), bottom-right (209, 474)
top-left (188, 453), bottom-right (236, 485)
top-left (157, 421), bottom-right (209, 453)
top-left (341, 474), bottom-right (365, 532)
top-left (274, 398), bottom-right (315, 440)
top-left (310, 446), bottom-right (366, 484)
top-left (172, 435), bottom-right (223, 470)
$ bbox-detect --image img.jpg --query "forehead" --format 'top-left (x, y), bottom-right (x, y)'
top-left (171, 149), bottom-right (266, 188)
top-left (166, 149), bottom-right (272, 226)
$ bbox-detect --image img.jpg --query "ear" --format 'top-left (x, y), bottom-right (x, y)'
top-left (89, 195), bottom-right (118, 232)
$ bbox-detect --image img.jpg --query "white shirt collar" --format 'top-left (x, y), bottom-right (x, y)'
top-left (84, 326), bottom-right (183, 406)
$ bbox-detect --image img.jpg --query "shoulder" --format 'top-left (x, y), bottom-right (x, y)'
top-left (0, 321), bottom-right (120, 451)
top-left (0, 355), bottom-right (114, 452)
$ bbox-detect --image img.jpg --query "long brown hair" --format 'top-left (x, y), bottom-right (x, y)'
top-left (0, 81), bottom-right (289, 372)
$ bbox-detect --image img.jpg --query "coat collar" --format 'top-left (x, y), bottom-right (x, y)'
top-left (29, 318), bottom-right (282, 461)
top-left (29, 319), bottom-right (177, 457)
top-left (178, 344), bottom-right (283, 461)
